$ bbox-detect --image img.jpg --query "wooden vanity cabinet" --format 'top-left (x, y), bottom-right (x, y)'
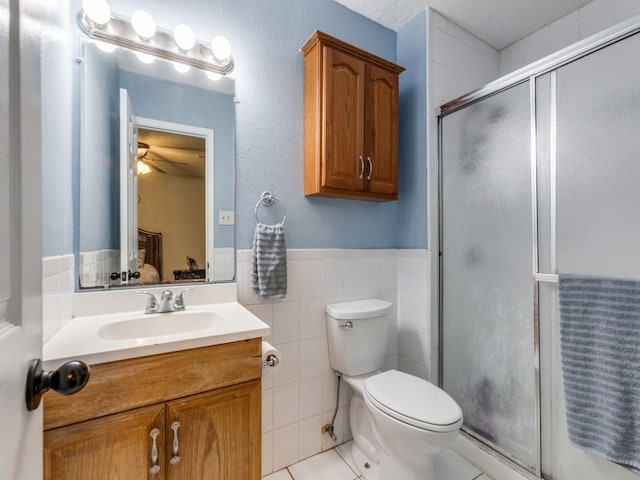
top-left (301, 31), bottom-right (404, 201)
top-left (43, 339), bottom-right (262, 480)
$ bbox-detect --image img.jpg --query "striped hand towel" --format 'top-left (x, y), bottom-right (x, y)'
top-left (558, 274), bottom-right (640, 473)
top-left (251, 223), bottom-right (287, 299)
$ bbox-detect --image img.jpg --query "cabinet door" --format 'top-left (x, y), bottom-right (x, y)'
top-left (321, 46), bottom-right (365, 191)
top-left (365, 63), bottom-right (398, 195)
top-left (166, 380), bottom-right (260, 480)
top-left (44, 404), bottom-right (166, 480)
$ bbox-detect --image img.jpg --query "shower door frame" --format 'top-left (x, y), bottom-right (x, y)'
top-left (436, 13), bottom-right (640, 480)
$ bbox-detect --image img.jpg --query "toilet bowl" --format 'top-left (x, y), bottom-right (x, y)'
top-left (363, 370), bottom-right (462, 479)
top-left (326, 299), bottom-right (463, 480)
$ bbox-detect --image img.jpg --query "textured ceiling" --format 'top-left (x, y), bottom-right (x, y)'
top-left (333, 0), bottom-right (594, 49)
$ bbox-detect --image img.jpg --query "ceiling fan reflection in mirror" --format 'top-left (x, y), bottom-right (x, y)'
top-left (136, 128), bottom-right (205, 178)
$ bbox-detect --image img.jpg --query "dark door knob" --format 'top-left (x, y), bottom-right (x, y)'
top-left (25, 359), bottom-right (91, 411)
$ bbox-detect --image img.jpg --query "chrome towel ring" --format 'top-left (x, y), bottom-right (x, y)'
top-left (255, 191), bottom-right (286, 226)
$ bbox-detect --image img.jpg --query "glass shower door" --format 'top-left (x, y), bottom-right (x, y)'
top-left (545, 30), bottom-right (640, 480)
top-left (440, 81), bottom-right (539, 472)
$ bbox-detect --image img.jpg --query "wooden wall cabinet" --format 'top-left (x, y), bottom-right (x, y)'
top-left (44, 339), bottom-right (262, 480)
top-left (301, 31), bottom-right (405, 201)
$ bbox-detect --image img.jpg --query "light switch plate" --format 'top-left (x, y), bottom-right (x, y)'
top-left (219, 210), bottom-right (235, 225)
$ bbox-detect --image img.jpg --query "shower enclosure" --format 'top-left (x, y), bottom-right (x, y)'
top-left (439, 16), bottom-right (640, 480)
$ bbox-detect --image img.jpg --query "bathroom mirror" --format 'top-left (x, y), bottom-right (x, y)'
top-left (78, 39), bottom-right (236, 289)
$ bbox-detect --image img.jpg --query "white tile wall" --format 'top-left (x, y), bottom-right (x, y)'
top-left (397, 250), bottom-right (431, 380)
top-left (78, 249), bottom-right (119, 288)
top-left (213, 247), bottom-right (235, 281)
top-left (42, 254), bottom-right (75, 342)
top-left (238, 248), bottom-right (399, 475)
top-left (499, 0), bottom-right (640, 76)
top-left (428, 9), bottom-right (499, 108)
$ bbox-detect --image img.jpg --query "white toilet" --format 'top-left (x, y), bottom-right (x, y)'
top-left (326, 299), bottom-right (463, 480)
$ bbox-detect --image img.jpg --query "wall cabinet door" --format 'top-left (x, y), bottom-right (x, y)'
top-left (321, 46), bottom-right (366, 192)
top-left (365, 63), bottom-right (399, 195)
top-left (44, 404), bottom-right (166, 480)
top-left (165, 380), bottom-right (261, 480)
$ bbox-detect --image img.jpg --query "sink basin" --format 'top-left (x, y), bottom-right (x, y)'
top-left (98, 311), bottom-right (220, 340)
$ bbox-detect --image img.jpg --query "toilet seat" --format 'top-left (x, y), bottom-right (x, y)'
top-left (364, 370), bottom-right (462, 433)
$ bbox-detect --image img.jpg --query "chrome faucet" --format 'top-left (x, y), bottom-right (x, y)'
top-left (137, 289), bottom-right (191, 314)
top-left (157, 290), bottom-right (175, 313)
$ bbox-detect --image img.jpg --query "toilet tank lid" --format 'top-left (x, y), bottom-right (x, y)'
top-left (326, 299), bottom-right (392, 320)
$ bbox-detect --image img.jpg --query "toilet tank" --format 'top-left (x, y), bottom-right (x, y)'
top-left (326, 299), bottom-right (392, 376)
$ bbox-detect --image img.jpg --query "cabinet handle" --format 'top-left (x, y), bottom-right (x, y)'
top-left (170, 421), bottom-right (181, 465)
top-left (359, 156), bottom-right (364, 180)
top-left (367, 156), bottom-right (373, 181)
top-left (149, 428), bottom-right (161, 475)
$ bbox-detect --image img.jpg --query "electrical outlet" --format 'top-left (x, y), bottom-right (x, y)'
top-left (219, 210), bottom-right (234, 225)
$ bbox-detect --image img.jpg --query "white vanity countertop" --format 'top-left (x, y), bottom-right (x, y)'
top-left (43, 302), bottom-right (270, 368)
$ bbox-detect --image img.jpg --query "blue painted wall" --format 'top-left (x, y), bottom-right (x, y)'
top-left (41, 1), bottom-right (76, 256)
top-left (42, 0), bottom-right (417, 256)
top-left (79, 44), bottom-right (120, 253)
top-left (397, 11), bottom-right (428, 249)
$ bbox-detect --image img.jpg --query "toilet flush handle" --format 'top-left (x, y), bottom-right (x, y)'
top-left (341, 321), bottom-right (353, 330)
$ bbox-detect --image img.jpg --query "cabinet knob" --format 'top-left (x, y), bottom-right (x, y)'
top-left (359, 156), bottom-right (364, 180)
top-left (170, 421), bottom-right (181, 465)
top-left (149, 428), bottom-right (161, 474)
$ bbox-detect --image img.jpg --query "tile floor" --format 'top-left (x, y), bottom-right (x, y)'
top-left (262, 441), bottom-right (495, 480)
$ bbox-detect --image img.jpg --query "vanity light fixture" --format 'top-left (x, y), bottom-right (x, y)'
top-left (131, 10), bottom-right (156, 41)
top-left (136, 52), bottom-right (155, 64)
top-left (211, 35), bottom-right (232, 63)
top-left (77, 2), bottom-right (235, 76)
top-left (174, 24), bottom-right (196, 51)
top-left (82, 0), bottom-right (111, 27)
top-left (173, 62), bottom-right (191, 73)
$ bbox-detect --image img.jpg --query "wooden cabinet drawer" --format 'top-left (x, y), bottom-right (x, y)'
top-left (44, 338), bottom-right (261, 430)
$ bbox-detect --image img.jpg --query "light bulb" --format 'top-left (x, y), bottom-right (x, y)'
top-left (137, 160), bottom-right (151, 175)
top-left (173, 62), bottom-right (190, 73)
top-left (95, 40), bottom-right (115, 53)
top-left (82, 0), bottom-right (111, 27)
top-left (174, 24), bottom-right (196, 51)
top-left (206, 71), bottom-right (221, 81)
top-left (131, 10), bottom-right (156, 40)
top-left (211, 36), bottom-right (231, 62)
top-left (136, 52), bottom-right (155, 64)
